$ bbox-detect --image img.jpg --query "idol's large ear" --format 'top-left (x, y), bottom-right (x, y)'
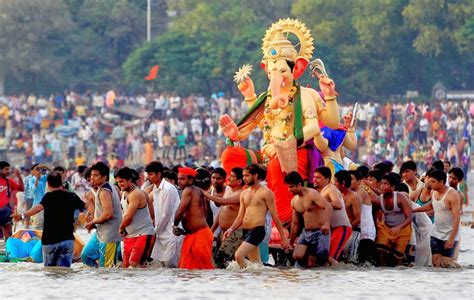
top-left (293, 57), bottom-right (309, 80)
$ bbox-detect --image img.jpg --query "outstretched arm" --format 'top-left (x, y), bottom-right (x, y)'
top-left (204, 190), bottom-right (241, 205)
top-left (223, 192), bottom-right (246, 239)
top-left (12, 204), bottom-right (44, 221)
top-left (265, 190), bottom-right (289, 249)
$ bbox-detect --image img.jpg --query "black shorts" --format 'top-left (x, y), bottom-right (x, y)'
top-left (0, 205), bottom-right (12, 227)
top-left (431, 236), bottom-right (457, 258)
top-left (242, 226), bottom-right (266, 247)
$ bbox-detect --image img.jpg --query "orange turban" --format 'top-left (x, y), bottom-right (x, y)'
top-left (178, 167), bottom-right (197, 177)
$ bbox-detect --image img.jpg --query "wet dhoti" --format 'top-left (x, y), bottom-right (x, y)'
top-left (178, 227), bottom-right (214, 270)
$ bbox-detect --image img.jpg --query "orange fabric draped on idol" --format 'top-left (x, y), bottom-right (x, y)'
top-left (221, 146), bottom-right (261, 180)
top-left (266, 148), bottom-right (308, 225)
top-left (178, 227), bottom-right (214, 270)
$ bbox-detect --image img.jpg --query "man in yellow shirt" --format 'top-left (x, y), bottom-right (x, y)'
top-left (75, 152), bottom-right (86, 167)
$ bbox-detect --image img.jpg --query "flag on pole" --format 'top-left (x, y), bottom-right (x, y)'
top-left (145, 65), bottom-right (160, 81)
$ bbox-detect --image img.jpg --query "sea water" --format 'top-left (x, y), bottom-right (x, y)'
top-left (0, 226), bottom-right (473, 299)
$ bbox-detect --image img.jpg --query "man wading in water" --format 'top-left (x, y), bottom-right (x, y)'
top-left (223, 164), bottom-right (289, 268)
top-left (174, 167), bottom-right (214, 269)
top-left (286, 171), bottom-right (333, 268)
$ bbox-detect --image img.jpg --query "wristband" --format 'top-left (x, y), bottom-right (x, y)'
top-left (244, 95), bottom-right (257, 102)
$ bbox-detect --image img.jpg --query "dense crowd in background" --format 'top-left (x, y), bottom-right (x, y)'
top-left (0, 93), bottom-right (472, 177)
top-left (0, 91), bottom-right (472, 269)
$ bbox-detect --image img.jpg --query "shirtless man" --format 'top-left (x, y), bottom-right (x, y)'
top-left (313, 167), bottom-right (352, 265)
top-left (223, 164), bottom-right (289, 268)
top-left (413, 169), bottom-right (461, 268)
top-left (204, 167), bottom-right (244, 268)
top-left (285, 171), bottom-right (333, 267)
top-left (334, 170), bottom-right (361, 263)
top-left (173, 167), bottom-right (214, 269)
top-left (116, 167), bottom-right (155, 268)
top-left (349, 170), bottom-right (376, 265)
top-left (374, 173), bottom-right (412, 267)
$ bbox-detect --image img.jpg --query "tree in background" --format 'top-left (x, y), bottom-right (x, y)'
top-left (0, 0), bottom-right (74, 95)
top-left (0, 0), bottom-right (472, 100)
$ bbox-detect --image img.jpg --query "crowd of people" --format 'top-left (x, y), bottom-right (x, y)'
top-left (0, 154), bottom-right (469, 269)
top-left (0, 91), bottom-right (472, 269)
top-left (0, 92), bottom-right (252, 169)
top-left (0, 93), bottom-right (472, 177)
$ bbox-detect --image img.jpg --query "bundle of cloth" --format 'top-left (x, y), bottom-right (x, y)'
top-left (4, 230), bottom-right (43, 263)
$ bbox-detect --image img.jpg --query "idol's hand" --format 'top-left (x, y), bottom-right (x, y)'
top-left (262, 143), bottom-right (276, 159)
top-left (219, 114), bottom-right (239, 142)
top-left (237, 77), bottom-right (255, 100)
top-left (319, 74), bottom-right (339, 98)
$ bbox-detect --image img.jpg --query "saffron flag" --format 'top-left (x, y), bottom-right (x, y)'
top-left (145, 65), bottom-right (160, 81)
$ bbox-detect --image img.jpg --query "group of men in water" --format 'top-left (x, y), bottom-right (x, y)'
top-left (0, 157), bottom-right (468, 269)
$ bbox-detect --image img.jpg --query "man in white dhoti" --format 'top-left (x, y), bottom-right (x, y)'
top-left (145, 161), bottom-right (181, 267)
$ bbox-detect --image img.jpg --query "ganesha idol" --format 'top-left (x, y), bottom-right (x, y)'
top-left (219, 19), bottom-right (341, 224)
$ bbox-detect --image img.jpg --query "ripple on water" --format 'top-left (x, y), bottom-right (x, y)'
top-left (2, 226), bottom-right (474, 299)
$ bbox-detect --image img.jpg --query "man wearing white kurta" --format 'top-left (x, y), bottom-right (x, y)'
top-left (145, 161), bottom-right (181, 267)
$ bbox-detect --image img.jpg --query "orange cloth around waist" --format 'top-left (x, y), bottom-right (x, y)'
top-left (178, 227), bottom-right (214, 270)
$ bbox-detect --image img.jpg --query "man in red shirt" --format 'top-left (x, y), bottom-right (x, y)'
top-left (0, 161), bottom-right (24, 240)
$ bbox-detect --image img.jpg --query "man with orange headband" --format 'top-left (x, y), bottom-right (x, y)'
top-left (173, 167), bottom-right (214, 269)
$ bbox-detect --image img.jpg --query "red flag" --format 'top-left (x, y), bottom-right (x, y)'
top-left (145, 65), bottom-right (159, 81)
